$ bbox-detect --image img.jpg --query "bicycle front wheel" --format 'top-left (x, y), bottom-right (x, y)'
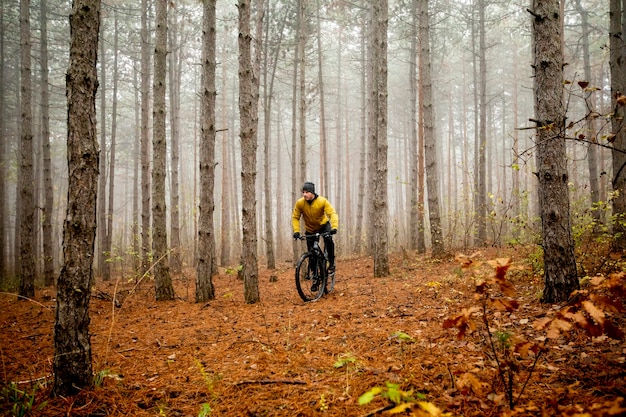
top-left (325, 263), bottom-right (335, 294)
top-left (295, 253), bottom-right (325, 302)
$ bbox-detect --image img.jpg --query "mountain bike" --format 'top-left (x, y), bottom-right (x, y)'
top-left (295, 232), bottom-right (336, 302)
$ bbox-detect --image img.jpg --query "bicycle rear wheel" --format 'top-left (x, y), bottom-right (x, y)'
top-left (295, 253), bottom-right (325, 302)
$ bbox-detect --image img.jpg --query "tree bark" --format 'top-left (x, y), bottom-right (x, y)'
top-left (531, 0), bottom-right (579, 303)
top-left (18, 0), bottom-right (35, 299)
top-left (610, 0), bottom-right (626, 250)
top-left (104, 11), bottom-right (120, 282)
top-left (140, 0), bottom-right (151, 277)
top-left (168, 5), bottom-right (182, 273)
top-left (53, 0), bottom-right (100, 396)
top-left (152, 0), bottom-right (174, 301)
top-left (238, 0), bottom-right (260, 304)
top-left (196, 0), bottom-right (217, 303)
top-left (370, 0), bottom-right (389, 277)
top-left (419, 0), bottom-right (444, 257)
top-left (40, 0), bottom-right (55, 286)
top-left (0, 0), bottom-right (5, 282)
top-left (97, 16), bottom-right (107, 278)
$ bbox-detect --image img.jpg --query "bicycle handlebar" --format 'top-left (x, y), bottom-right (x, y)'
top-left (296, 231), bottom-right (335, 240)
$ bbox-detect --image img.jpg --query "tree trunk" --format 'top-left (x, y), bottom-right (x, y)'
top-left (354, 21), bottom-right (366, 254)
top-left (18, 0), bottom-right (35, 299)
top-left (40, 0), bottom-right (54, 286)
top-left (370, 0), bottom-right (389, 277)
top-left (220, 50), bottom-right (232, 268)
top-left (419, 0), bottom-right (444, 257)
top-left (140, 0), bottom-right (151, 277)
top-left (238, 0), bottom-right (260, 304)
top-left (316, 0), bottom-right (329, 194)
top-left (53, 0), bottom-right (100, 396)
top-left (168, 5), bottom-right (182, 273)
top-left (132, 55), bottom-right (140, 278)
top-left (104, 12), bottom-right (119, 282)
top-left (0, 0), bottom-right (5, 282)
top-left (152, 0), bottom-right (174, 301)
top-left (408, 0), bottom-right (419, 251)
top-left (196, 0), bottom-right (217, 303)
top-left (531, 0), bottom-right (579, 303)
top-left (475, 0), bottom-right (487, 245)
top-left (262, 0), bottom-right (284, 270)
top-left (97, 16), bottom-right (107, 278)
top-left (610, 0), bottom-right (626, 250)
top-left (576, 0), bottom-right (603, 233)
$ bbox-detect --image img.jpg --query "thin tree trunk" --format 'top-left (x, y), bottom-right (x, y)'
top-left (53, 0), bottom-right (100, 396)
top-left (97, 16), bottom-right (107, 278)
top-left (220, 48), bottom-right (232, 267)
top-left (0, 0), bottom-right (5, 282)
top-left (140, 0), bottom-right (151, 277)
top-left (354, 20), bottom-right (366, 254)
top-left (475, 0), bottom-right (487, 245)
top-left (132, 55), bottom-right (140, 278)
top-left (408, 0), bottom-right (419, 251)
top-left (196, 0), bottom-right (217, 303)
top-left (18, 0), bottom-right (35, 299)
top-left (316, 0), bottom-right (328, 193)
top-left (575, 0), bottom-right (601, 232)
top-left (152, 0), bottom-right (174, 301)
top-left (40, 0), bottom-right (54, 286)
top-left (419, 0), bottom-right (444, 257)
top-left (262, 0), bottom-right (283, 270)
top-left (238, 0), bottom-right (260, 304)
top-left (531, 0), bottom-right (579, 303)
top-left (610, 0), bottom-right (626, 249)
top-left (370, 0), bottom-right (389, 277)
top-left (168, 5), bottom-right (182, 273)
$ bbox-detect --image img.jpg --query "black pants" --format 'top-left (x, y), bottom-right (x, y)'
top-left (305, 222), bottom-right (335, 267)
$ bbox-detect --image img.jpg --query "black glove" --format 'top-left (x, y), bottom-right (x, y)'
top-left (293, 232), bottom-right (300, 240)
top-left (331, 229), bottom-right (337, 235)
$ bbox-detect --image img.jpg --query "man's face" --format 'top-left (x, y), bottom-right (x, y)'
top-left (303, 190), bottom-right (314, 201)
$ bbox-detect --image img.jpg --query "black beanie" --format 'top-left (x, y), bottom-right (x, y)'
top-left (302, 182), bottom-right (315, 193)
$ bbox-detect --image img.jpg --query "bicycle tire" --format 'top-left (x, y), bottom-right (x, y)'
top-left (295, 252), bottom-right (326, 302)
top-left (325, 264), bottom-right (335, 294)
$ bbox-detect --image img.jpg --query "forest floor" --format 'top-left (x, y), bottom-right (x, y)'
top-left (1, 246), bottom-right (625, 417)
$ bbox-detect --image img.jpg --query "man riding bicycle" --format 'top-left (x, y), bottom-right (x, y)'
top-left (292, 181), bottom-right (339, 277)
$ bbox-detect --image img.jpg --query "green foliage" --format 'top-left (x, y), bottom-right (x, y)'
top-left (333, 352), bottom-right (358, 369)
top-left (1, 382), bottom-right (46, 417)
top-left (198, 403), bottom-right (212, 417)
top-left (93, 369), bottom-right (119, 388)
top-left (195, 359), bottom-right (221, 416)
top-left (358, 382), bottom-right (452, 415)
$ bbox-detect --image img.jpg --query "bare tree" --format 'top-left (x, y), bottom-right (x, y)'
top-left (97, 16), bottom-right (107, 278)
top-left (168, 4), bottom-right (182, 273)
top-left (369, 0), bottom-right (389, 277)
top-left (196, 0), bottom-right (217, 303)
top-left (238, 0), bottom-right (260, 304)
top-left (40, 0), bottom-right (55, 286)
top-left (0, 0), bottom-right (5, 282)
top-left (474, 0), bottom-right (487, 246)
top-left (152, 0), bottom-right (174, 301)
top-left (18, 0), bottom-right (35, 299)
top-left (140, 0), bottom-right (151, 277)
top-left (53, 0), bottom-right (100, 396)
top-left (530, 0), bottom-right (579, 303)
top-left (103, 11), bottom-right (120, 282)
top-left (419, 0), bottom-right (444, 256)
top-left (610, 0), bottom-right (626, 250)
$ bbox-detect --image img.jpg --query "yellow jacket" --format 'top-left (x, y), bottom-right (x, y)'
top-left (292, 195), bottom-right (339, 234)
